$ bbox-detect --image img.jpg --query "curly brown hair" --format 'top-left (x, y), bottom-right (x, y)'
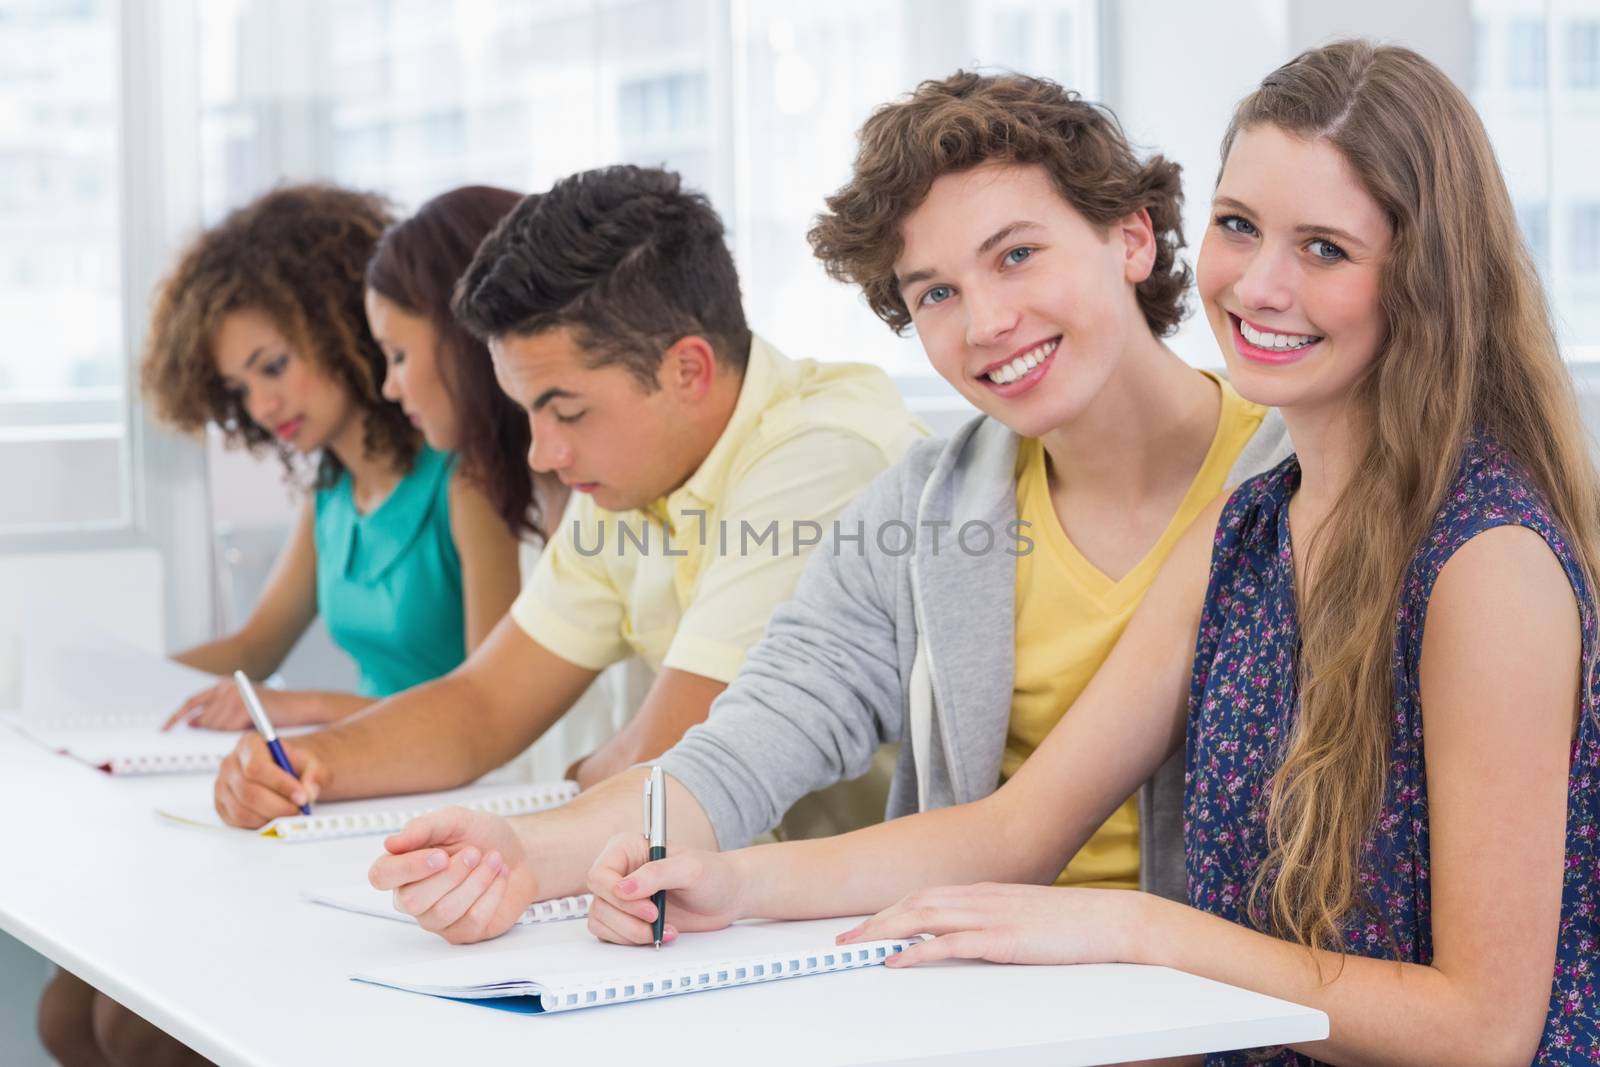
top-left (809, 70), bottom-right (1191, 338)
top-left (141, 183), bottom-right (414, 487)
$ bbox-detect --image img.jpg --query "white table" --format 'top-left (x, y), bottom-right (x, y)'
top-left (0, 728), bottom-right (1327, 1065)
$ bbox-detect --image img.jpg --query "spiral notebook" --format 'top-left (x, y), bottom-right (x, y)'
top-left (305, 884), bottom-right (592, 927)
top-left (3, 597), bottom-right (254, 775)
top-left (156, 779), bottom-right (580, 842)
top-left (352, 917), bottom-right (915, 1014)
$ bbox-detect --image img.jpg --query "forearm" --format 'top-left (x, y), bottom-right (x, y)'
top-left (729, 794), bottom-right (1051, 921)
top-left (172, 635), bottom-right (250, 677)
top-left (518, 767), bottom-right (719, 896)
top-left (307, 672), bottom-right (524, 799)
top-left (1140, 897), bottom-right (1540, 1067)
top-left (281, 690), bottom-right (376, 723)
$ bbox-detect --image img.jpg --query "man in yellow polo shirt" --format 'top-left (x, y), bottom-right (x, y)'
top-left (210, 165), bottom-right (924, 826)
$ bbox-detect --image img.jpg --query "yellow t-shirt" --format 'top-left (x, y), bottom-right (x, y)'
top-left (1004, 374), bottom-right (1265, 889)
top-left (512, 336), bottom-right (927, 683)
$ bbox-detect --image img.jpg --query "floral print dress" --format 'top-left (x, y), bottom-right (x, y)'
top-left (1185, 438), bottom-right (1599, 1065)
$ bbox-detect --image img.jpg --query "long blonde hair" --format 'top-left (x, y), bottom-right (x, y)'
top-left (1224, 40), bottom-right (1600, 956)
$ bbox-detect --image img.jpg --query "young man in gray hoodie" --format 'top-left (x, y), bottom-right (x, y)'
top-left (368, 71), bottom-right (1290, 944)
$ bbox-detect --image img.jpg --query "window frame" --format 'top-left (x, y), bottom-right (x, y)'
top-left (0, 0), bottom-right (215, 649)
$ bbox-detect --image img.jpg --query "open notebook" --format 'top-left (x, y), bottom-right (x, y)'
top-left (156, 780), bottom-right (579, 842)
top-left (306, 884), bottom-right (592, 927)
top-left (352, 917), bottom-right (916, 1014)
top-left (2, 597), bottom-right (258, 775)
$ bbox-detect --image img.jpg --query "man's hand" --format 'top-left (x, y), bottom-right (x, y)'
top-left (212, 734), bottom-right (327, 828)
top-left (368, 808), bottom-right (536, 944)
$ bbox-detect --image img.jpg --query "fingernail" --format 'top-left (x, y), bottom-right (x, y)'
top-left (291, 792), bottom-right (307, 806)
top-left (462, 848), bottom-right (481, 869)
top-left (663, 925), bottom-right (677, 942)
top-left (484, 851), bottom-right (502, 873)
top-left (617, 878), bottom-right (637, 895)
top-left (426, 851), bottom-right (447, 871)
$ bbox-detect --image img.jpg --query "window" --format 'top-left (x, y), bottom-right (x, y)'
top-left (1570, 19), bottom-right (1600, 89)
top-left (1476, 2), bottom-right (1600, 356)
top-left (1509, 17), bottom-right (1547, 90)
top-left (0, 0), bottom-right (125, 530)
top-left (195, 0), bottom-right (1097, 384)
top-left (1572, 203), bottom-right (1600, 274)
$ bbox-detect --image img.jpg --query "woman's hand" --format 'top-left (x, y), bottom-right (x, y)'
top-left (164, 678), bottom-right (311, 731)
top-left (837, 883), bottom-right (1154, 968)
top-left (585, 832), bottom-right (749, 946)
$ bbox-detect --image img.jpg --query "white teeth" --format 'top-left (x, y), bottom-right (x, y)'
top-left (985, 339), bottom-right (1059, 384)
top-left (1239, 319), bottom-right (1320, 350)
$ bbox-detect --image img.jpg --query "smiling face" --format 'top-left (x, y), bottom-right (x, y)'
top-left (212, 308), bottom-right (354, 453)
top-left (1197, 125), bottom-right (1392, 417)
top-left (366, 290), bottom-right (458, 451)
top-left (894, 162), bottom-right (1158, 439)
top-left (490, 326), bottom-right (708, 513)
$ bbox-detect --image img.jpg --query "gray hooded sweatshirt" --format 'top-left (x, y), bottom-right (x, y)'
top-left (659, 407), bottom-right (1291, 901)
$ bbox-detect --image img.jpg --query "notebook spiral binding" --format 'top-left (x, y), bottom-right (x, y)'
top-left (268, 781), bottom-right (581, 841)
top-left (522, 894), bottom-right (592, 924)
top-left (538, 939), bottom-right (915, 1012)
top-left (110, 751), bottom-right (226, 775)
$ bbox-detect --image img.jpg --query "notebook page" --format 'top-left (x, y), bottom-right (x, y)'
top-left (352, 916), bottom-right (915, 1013)
top-left (18, 596), bottom-right (218, 730)
top-left (156, 779), bottom-right (580, 841)
top-left (304, 885), bottom-right (591, 926)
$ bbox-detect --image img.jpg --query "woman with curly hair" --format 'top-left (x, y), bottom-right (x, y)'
top-left (143, 183), bottom-right (521, 733)
top-left (35, 183), bottom-right (521, 1067)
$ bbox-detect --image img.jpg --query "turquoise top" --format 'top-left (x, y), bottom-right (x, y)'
top-left (314, 443), bottom-right (466, 698)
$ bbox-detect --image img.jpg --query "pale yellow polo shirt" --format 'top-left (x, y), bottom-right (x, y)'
top-left (512, 336), bottom-right (927, 683)
top-left (1004, 374), bottom-right (1265, 889)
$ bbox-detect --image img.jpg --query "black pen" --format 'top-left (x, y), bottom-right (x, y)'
top-left (643, 765), bottom-right (666, 948)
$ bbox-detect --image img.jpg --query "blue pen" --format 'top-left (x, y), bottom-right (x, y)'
top-left (232, 670), bottom-right (311, 816)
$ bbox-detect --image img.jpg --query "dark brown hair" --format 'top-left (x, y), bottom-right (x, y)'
top-left (809, 70), bottom-right (1190, 337)
top-left (141, 183), bottom-right (412, 487)
top-left (366, 185), bottom-right (557, 541)
top-left (1221, 41), bottom-right (1600, 962)
top-left (452, 165), bottom-right (752, 389)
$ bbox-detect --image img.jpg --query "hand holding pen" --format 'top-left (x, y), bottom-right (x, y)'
top-left (232, 670), bottom-right (311, 816)
top-left (583, 768), bottom-right (752, 947)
